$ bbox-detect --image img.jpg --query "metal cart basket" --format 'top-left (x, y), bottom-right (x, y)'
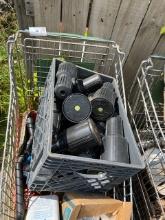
top-left (128, 55), bottom-right (165, 219)
top-left (0, 30), bottom-right (134, 219)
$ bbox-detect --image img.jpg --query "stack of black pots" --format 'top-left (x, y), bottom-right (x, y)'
top-left (52, 62), bottom-right (130, 163)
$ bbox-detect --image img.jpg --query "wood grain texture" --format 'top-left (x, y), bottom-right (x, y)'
top-left (14, 0), bottom-right (34, 29)
top-left (111, 0), bottom-right (151, 58)
top-left (152, 35), bottom-right (165, 121)
top-left (88, 0), bottom-right (122, 38)
top-left (123, 0), bottom-right (165, 93)
top-left (151, 36), bottom-right (165, 74)
top-left (164, 71), bottom-right (165, 121)
top-left (14, 0), bottom-right (165, 97)
top-left (34, 0), bottom-right (61, 32)
top-left (153, 35), bottom-right (165, 56)
top-left (62, 0), bottom-right (90, 34)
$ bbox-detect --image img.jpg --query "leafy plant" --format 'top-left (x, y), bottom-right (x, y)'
top-left (0, 7), bottom-right (18, 150)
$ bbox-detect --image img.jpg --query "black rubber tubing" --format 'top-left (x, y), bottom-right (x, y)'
top-left (15, 155), bottom-right (25, 220)
top-left (26, 117), bottom-right (34, 152)
top-left (15, 116), bottom-right (34, 219)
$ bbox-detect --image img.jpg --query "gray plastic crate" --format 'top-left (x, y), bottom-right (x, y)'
top-left (28, 59), bottom-right (144, 192)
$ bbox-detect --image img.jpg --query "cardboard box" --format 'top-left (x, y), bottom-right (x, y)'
top-left (62, 193), bottom-right (132, 220)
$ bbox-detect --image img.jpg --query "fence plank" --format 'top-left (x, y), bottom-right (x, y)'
top-left (14, 0), bottom-right (34, 29)
top-left (111, 0), bottom-right (151, 58)
top-left (62, 0), bottom-right (90, 34)
top-left (153, 36), bottom-right (165, 56)
top-left (123, 0), bottom-right (165, 92)
top-left (152, 35), bottom-right (165, 121)
top-left (88, 0), bottom-right (122, 38)
top-left (34, 0), bottom-right (61, 32)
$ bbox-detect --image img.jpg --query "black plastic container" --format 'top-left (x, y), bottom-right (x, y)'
top-left (55, 62), bottom-right (77, 99)
top-left (96, 121), bottom-right (106, 135)
top-left (102, 116), bottom-right (129, 163)
top-left (62, 93), bottom-right (92, 123)
top-left (102, 136), bottom-right (129, 163)
top-left (52, 100), bottom-right (61, 140)
top-left (52, 118), bottom-right (102, 154)
top-left (57, 62), bottom-right (77, 78)
top-left (78, 148), bottom-right (100, 159)
top-left (105, 116), bottom-right (123, 136)
top-left (76, 74), bottom-right (103, 93)
top-left (54, 73), bottom-right (73, 99)
top-left (89, 82), bottom-right (116, 121)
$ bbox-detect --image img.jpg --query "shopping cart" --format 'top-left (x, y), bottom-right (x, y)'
top-left (0, 30), bottom-right (133, 219)
top-left (128, 55), bottom-right (165, 219)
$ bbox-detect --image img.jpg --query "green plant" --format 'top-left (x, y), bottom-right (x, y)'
top-left (0, 7), bottom-right (18, 151)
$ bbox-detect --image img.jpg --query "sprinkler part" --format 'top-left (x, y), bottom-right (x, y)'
top-left (55, 73), bottom-right (73, 99)
top-left (102, 116), bottom-right (130, 163)
top-left (78, 148), bottom-right (100, 159)
top-left (52, 100), bottom-right (61, 140)
top-left (105, 115), bottom-right (124, 136)
top-left (52, 119), bottom-right (102, 154)
top-left (89, 82), bottom-right (116, 121)
top-left (102, 136), bottom-right (129, 163)
top-left (62, 93), bottom-right (92, 123)
top-left (76, 74), bottom-right (103, 93)
top-left (96, 121), bottom-right (106, 135)
top-left (55, 62), bottom-right (77, 99)
top-left (56, 62), bottom-right (77, 78)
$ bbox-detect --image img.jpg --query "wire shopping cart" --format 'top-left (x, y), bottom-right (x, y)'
top-left (128, 55), bottom-right (165, 219)
top-left (0, 30), bottom-right (134, 219)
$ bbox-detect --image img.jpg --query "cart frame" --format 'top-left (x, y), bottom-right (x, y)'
top-left (0, 30), bottom-right (133, 219)
top-left (128, 55), bottom-right (165, 219)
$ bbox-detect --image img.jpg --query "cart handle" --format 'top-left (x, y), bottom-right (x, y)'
top-left (150, 54), bottom-right (165, 60)
top-left (20, 29), bottom-right (115, 44)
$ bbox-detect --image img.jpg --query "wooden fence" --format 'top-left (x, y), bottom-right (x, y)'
top-left (14, 0), bottom-right (165, 93)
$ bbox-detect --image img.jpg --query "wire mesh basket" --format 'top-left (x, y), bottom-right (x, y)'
top-left (128, 55), bottom-right (165, 219)
top-left (0, 30), bottom-right (134, 219)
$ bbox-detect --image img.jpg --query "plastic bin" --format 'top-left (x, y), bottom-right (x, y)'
top-left (27, 59), bottom-right (144, 192)
top-left (0, 31), bottom-right (136, 219)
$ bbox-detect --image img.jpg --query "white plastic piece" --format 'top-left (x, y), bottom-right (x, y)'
top-left (29, 27), bottom-right (47, 36)
top-left (26, 195), bottom-right (60, 220)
